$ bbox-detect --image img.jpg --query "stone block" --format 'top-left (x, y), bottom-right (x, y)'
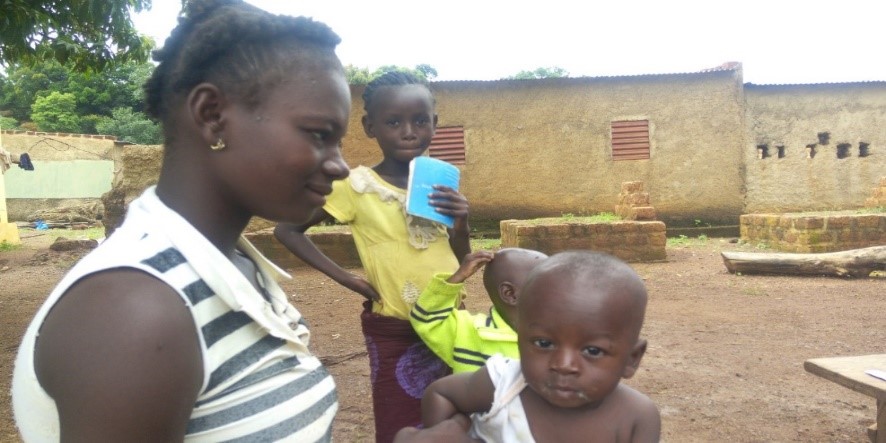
top-left (611, 222), bottom-right (639, 233)
top-left (632, 206), bottom-right (657, 220)
top-left (621, 181), bottom-right (644, 193)
top-left (794, 217), bottom-right (824, 230)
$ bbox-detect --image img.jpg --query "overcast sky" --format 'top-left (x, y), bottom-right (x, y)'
top-left (133, 0), bottom-right (885, 85)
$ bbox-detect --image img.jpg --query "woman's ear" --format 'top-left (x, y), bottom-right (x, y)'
top-left (622, 339), bottom-right (648, 379)
top-left (188, 82), bottom-right (227, 146)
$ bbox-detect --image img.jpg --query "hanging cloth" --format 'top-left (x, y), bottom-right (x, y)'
top-left (18, 153), bottom-right (34, 171)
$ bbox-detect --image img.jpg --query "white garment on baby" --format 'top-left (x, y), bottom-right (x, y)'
top-left (469, 354), bottom-right (536, 442)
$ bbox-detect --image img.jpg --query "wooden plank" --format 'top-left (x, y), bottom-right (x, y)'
top-left (805, 355), bottom-right (886, 442)
top-left (804, 354), bottom-right (886, 400)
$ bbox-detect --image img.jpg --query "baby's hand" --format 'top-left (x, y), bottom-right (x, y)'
top-left (448, 251), bottom-right (494, 284)
top-left (429, 185), bottom-right (469, 234)
top-left (394, 414), bottom-right (480, 443)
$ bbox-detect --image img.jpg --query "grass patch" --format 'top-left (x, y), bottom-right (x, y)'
top-left (856, 206), bottom-right (885, 214)
top-left (47, 227), bottom-right (105, 240)
top-left (667, 234), bottom-right (709, 247)
top-left (525, 212), bottom-right (621, 225)
top-left (471, 237), bottom-right (501, 251)
top-left (19, 226), bottom-right (106, 241)
top-left (0, 240), bottom-right (21, 251)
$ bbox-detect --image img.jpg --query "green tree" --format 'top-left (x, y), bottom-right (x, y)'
top-left (506, 66), bottom-right (569, 80)
top-left (345, 64), bottom-right (438, 86)
top-left (0, 115), bottom-right (21, 131)
top-left (0, 59), bottom-right (154, 125)
top-left (0, 0), bottom-right (156, 72)
top-left (415, 64), bottom-right (438, 81)
top-left (95, 107), bottom-right (161, 144)
top-left (30, 91), bottom-right (80, 132)
top-left (344, 65), bottom-right (374, 86)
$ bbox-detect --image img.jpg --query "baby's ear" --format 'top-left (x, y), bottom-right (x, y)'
top-left (622, 339), bottom-right (648, 379)
top-left (498, 282), bottom-right (518, 306)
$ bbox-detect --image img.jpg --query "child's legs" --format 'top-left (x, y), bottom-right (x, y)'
top-left (361, 302), bottom-right (450, 443)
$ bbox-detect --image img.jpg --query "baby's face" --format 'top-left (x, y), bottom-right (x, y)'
top-left (517, 273), bottom-right (641, 410)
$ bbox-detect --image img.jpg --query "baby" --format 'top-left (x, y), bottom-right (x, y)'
top-left (421, 250), bottom-right (661, 442)
top-left (411, 248), bottom-right (548, 373)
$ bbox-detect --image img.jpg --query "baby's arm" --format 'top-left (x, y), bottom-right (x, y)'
top-left (448, 251), bottom-right (494, 284)
top-left (274, 210), bottom-right (380, 302)
top-left (429, 185), bottom-right (471, 262)
top-left (631, 398), bottom-right (661, 443)
top-left (422, 367), bottom-right (495, 428)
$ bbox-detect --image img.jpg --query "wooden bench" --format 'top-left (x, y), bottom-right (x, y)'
top-left (804, 354), bottom-right (886, 443)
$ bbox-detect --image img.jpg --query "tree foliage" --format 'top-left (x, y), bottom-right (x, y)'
top-left (0, 115), bottom-right (21, 131)
top-left (506, 66), bottom-right (569, 80)
top-left (30, 91), bottom-right (80, 132)
top-left (0, 59), bottom-right (152, 125)
top-left (96, 107), bottom-right (162, 144)
top-left (345, 64), bottom-right (438, 86)
top-left (0, 0), bottom-right (156, 72)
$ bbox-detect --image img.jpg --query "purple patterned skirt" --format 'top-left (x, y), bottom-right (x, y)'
top-left (360, 301), bottom-right (451, 443)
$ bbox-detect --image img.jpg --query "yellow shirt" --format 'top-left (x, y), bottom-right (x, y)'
top-left (324, 166), bottom-right (459, 319)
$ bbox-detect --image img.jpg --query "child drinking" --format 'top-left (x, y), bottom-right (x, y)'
top-left (275, 71), bottom-right (471, 442)
top-left (411, 248), bottom-right (548, 373)
top-left (421, 250), bottom-right (661, 442)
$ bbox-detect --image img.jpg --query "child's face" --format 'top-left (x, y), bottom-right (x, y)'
top-left (219, 64), bottom-right (351, 224)
top-left (362, 84), bottom-right (436, 164)
top-left (517, 273), bottom-right (644, 410)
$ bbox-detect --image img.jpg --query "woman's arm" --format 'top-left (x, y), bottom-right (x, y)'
top-left (34, 269), bottom-right (203, 441)
top-left (274, 209), bottom-right (380, 302)
top-left (421, 367), bottom-right (495, 428)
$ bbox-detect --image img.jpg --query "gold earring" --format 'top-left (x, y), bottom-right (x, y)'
top-left (210, 137), bottom-right (226, 151)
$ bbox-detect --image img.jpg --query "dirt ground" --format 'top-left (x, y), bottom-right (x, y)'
top-left (1, 232), bottom-right (884, 442)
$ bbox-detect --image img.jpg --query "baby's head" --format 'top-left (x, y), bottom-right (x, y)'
top-left (516, 250), bottom-right (648, 410)
top-left (482, 248), bottom-right (548, 328)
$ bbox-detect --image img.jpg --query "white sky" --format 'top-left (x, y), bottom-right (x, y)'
top-left (132, 0), bottom-right (886, 84)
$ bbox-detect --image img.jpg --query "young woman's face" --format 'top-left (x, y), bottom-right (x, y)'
top-left (362, 84), bottom-right (436, 164)
top-left (218, 64), bottom-right (351, 224)
top-left (517, 274), bottom-right (641, 410)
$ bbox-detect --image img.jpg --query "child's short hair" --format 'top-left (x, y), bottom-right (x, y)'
top-left (144, 0), bottom-right (341, 128)
top-left (362, 71), bottom-right (432, 113)
top-left (523, 250), bottom-right (648, 334)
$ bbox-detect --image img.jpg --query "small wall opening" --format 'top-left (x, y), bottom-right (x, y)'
top-left (806, 144), bottom-right (817, 159)
top-left (836, 143), bottom-right (851, 159)
top-left (776, 145), bottom-right (786, 158)
top-left (859, 142), bottom-right (870, 157)
top-left (756, 144), bottom-right (770, 159)
top-left (817, 132), bottom-right (830, 145)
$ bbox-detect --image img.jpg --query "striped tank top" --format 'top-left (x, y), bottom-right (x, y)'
top-left (12, 187), bottom-right (338, 442)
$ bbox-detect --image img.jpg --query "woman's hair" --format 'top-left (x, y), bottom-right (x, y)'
top-left (361, 70), bottom-right (433, 113)
top-left (144, 0), bottom-right (341, 129)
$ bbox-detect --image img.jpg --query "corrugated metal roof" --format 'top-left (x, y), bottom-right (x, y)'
top-left (429, 61), bottom-right (886, 87)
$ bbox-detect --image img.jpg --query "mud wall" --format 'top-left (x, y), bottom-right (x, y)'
top-left (744, 83), bottom-right (886, 213)
top-left (343, 71), bottom-right (747, 227)
top-left (2, 131), bottom-right (121, 220)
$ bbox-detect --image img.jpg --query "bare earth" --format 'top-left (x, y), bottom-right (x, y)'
top-left (1, 233), bottom-right (884, 442)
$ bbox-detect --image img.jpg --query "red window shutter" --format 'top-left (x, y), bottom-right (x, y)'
top-left (611, 120), bottom-right (650, 161)
top-left (429, 126), bottom-right (465, 165)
